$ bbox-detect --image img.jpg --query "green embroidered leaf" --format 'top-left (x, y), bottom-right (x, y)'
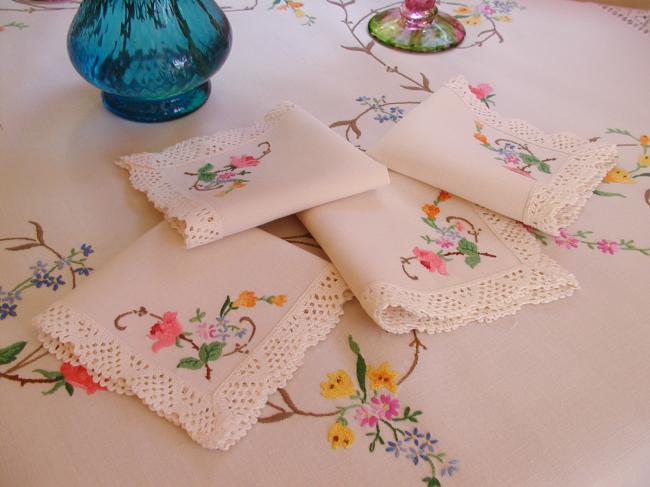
top-left (0, 341), bottom-right (27, 365)
top-left (457, 238), bottom-right (478, 256)
top-left (347, 335), bottom-right (360, 354)
top-left (632, 172), bottom-right (650, 178)
top-left (519, 153), bottom-right (540, 165)
top-left (465, 253), bottom-right (481, 268)
top-left (200, 341), bottom-right (225, 362)
top-left (33, 369), bottom-right (63, 380)
top-left (426, 477), bottom-right (442, 487)
top-left (220, 296), bottom-right (232, 318)
top-left (177, 357), bottom-right (204, 370)
top-left (42, 380), bottom-right (65, 396)
top-left (537, 161), bottom-right (551, 174)
top-left (197, 163), bottom-right (216, 182)
top-left (348, 336), bottom-right (367, 401)
top-left (337, 417), bottom-right (348, 427)
top-left (175, 337), bottom-right (183, 348)
top-left (593, 189), bottom-right (626, 198)
top-left (64, 382), bottom-right (74, 396)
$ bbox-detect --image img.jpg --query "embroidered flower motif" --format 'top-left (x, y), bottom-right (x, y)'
top-left (320, 370), bottom-right (355, 399)
top-left (421, 204), bottom-right (440, 219)
top-left (495, 14), bottom-right (511, 21)
top-left (386, 440), bottom-right (407, 458)
top-left (639, 154), bottom-right (650, 167)
top-left (271, 294), bottom-right (287, 306)
top-left (235, 290), bottom-right (257, 307)
top-left (404, 427), bottom-right (425, 445)
top-left (0, 303), bottom-right (17, 319)
top-left (80, 243), bottom-right (94, 257)
top-left (218, 171), bottom-right (236, 180)
top-left (232, 181), bottom-right (247, 189)
top-left (603, 166), bottom-right (635, 184)
top-left (367, 362), bottom-right (399, 393)
top-left (437, 190), bottom-right (452, 201)
top-left (453, 6), bottom-right (473, 14)
top-left (147, 311), bottom-right (183, 352)
top-left (436, 238), bottom-right (455, 249)
top-left (474, 132), bottom-right (488, 144)
top-left (197, 322), bottom-right (218, 341)
top-left (596, 239), bottom-right (619, 255)
top-left (328, 422), bottom-right (354, 449)
top-left (354, 406), bottom-right (379, 427)
top-left (469, 83), bottom-right (494, 100)
top-left (554, 228), bottom-right (579, 249)
top-left (504, 153), bottom-right (521, 166)
top-left (60, 363), bottom-right (106, 395)
top-left (371, 394), bottom-right (400, 420)
top-left (463, 15), bottom-right (481, 25)
top-left (412, 247), bottom-right (448, 276)
top-left (640, 134), bottom-right (649, 146)
top-left (229, 154), bottom-right (259, 168)
top-left (418, 432), bottom-right (438, 453)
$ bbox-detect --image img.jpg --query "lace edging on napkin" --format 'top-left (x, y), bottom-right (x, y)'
top-left (34, 265), bottom-right (351, 450)
top-left (601, 5), bottom-right (650, 35)
top-left (360, 208), bottom-right (578, 334)
top-left (446, 76), bottom-right (617, 237)
top-left (115, 102), bottom-right (296, 249)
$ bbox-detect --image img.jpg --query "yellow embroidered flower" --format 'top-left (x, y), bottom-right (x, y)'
top-left (294, 9), bottom-right (305, 17)
top-left (453, 6), bottom-right (473, 15)
top-left (232, 181), bottom-right (246, 188)
top-left (640, 134), bottom-right (649, 146)
top-left (367, 362), bottom-right (398, 393)
top-left (422, 204), bottom-right (440, 219)
top-left (235, 290), bottom-right (257, 307)
top-left (271, 294), bottom-right (287, 306)
top-left (495, 14), bottom-right (511, 22)
top-left (463, 15), bottom-right (481, 25)
top-left (320, 370), bottom-right (355, 399)
top-left (327, 422), bottom-right (354, 449)
top-left (603, 166), bottom-right (635, 184)
top-left (639, 154), bottom-right (650, 167)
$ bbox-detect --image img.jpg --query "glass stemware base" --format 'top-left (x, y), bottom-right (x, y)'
top-left (101, 82), bottom-right (212, 123)
top-left (368, 7), bottom-right (465, 53)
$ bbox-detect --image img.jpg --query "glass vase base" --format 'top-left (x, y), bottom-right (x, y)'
top-left (368, 8), bottom-right (465, 53)
top-left (101, 81), bottom-right (211, 123)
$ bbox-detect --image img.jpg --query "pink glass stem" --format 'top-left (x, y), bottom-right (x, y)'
top-left (400, 0), bottom-right (437, 28)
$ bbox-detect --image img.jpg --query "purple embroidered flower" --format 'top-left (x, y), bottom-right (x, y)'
top-left (441, 459), bottom-right (460, 477)
top-left (74, 267), bottom-right (93, 276)
top-left (0, 287), bottom-right (22, 305)
top-left (504, 153), bottom-right (521, 166)
top-left (436, 238), bottom-right (455, 249)
top-left (233, 327), bottom-right (248, 339)
top-left (385, 440), bottom-right (406, 458)
top-left (0, 303), bottom-right (17, 320)
top-left (477, 3), bottom-right (496, 15)
top-left (418, 432), bottom-right (438, 453)
top-left (554, 228), bottom-right (579, 249)
top-left (197, 323), bottom-right (218, 341)
top-left (596, 239), bottom-right (618, 255)
top-left (80, 243), bottom-right (94, 257)
top-left (406, 446), bottom-right (429, 465)
top-left (354, 406), bottom-right (379, 427)
top-left (371, 394), bottom-right (400, 420)
top-left (404, 427), bottom-right (424, 445)
top-left (30, 260), bottom-right (48, 276)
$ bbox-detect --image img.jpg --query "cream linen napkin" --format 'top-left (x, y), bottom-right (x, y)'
top-left (299, 171), bottom-right (577, 334)
top-left (33, 223), bottom-right (351, 449)
top-left (368, 76), bottom-right (617, 236)
top-left (117, 103), bottom-right (389, 248)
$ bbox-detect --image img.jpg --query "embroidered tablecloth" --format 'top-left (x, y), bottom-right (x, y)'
top-left (1, 1), bottom-right (649, 485)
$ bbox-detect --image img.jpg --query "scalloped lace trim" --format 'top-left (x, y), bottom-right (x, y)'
top-left (116, 102), bottom-right (296, 249)
top-left (35, 265), bottom-right (351, 450)
top-left (360, 207), bottom-right (578, 334)
top-left (445, 75), bottom-right (617, 236)
top-left (601, 5), bottom-right (650, 35)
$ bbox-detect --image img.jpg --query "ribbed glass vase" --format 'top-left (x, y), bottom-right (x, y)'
top-left (68, 0), bottom-right (232, 122)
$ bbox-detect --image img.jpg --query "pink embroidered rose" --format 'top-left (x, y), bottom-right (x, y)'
top-left (197, 322), bottom-right (218, 341)
top-left (469, 83), bottom-right (494, 100)
top-left (436, 238), bottom-right (454, 249)
top-left (477, 4), bottom-right (496, 15)
top-left (554, 228), bottom-right (579, 249)
top-left (60, 362), bottom-right (106, 395)
top-left (596, 239), bottom-right (619, 255)
top-left (354, 406), bottom-right (379, 427)
top-left (230, 154), bottom-right (259, 168)
top-left (370, 394), bottom-right (400, 420)
top-left (147, 311), bottom-right (183, 352)
top-left (504, 153), bottom-right (521, 166)
top-left (413, 247), bottom-right (448, 276)
top-left (218, 171), bottom-right (236, 180)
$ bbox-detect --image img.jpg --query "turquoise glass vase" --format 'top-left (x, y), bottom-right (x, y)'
top-left (67, 0), bottom-right (232, 122)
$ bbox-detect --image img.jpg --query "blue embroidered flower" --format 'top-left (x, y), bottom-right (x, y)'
top-left (405, 446), bottom-right (429, 465)
top-left (80, 243), bottom-right (94, 257)
top-left (0, 286), bottom-right (22, 305)
top-left (30, 260), bottom-right (48, 276)
top-left (32, 272), bottom-right (65, 290)
top-left (74, 267), bottom-right (93, 276)
top-left (418, 432), bottom-right (438, 453)
top-left (441, 458), bottom-right (460, 477)
top-left (404, 427), bottom-right (424, 446)
top-left (0, 303), bottom-right (17, 320)
top-left (385, 440), bottom-right (406, 458)
top-left (233, 327), bottom-right (248, 339)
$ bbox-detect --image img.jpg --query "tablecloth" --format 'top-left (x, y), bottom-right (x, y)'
top-left (1, 1), bottom-right (649, 485)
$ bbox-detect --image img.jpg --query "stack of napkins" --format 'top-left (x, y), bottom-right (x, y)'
top-left (33, 83), bottom-right (615, 449)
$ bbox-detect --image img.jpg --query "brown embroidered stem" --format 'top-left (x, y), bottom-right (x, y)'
top-left (114, 306), bottom-right (150, 330)
top-left (258, 387), bottom-right (340, 423)
top-left (178, 335), bottom-right (213, 380)
top-left (442, 251), bottom-right (497, 258)
top-left (330, 101), bottom-right (419, 142)
top-left (0, 370), bottom-right (58, 386)
top-left (222, 316), bottom-right (257, 357)
top-left (446, 216), bottom-right (481, 243)
top-left (400, 256), bottom-right (419, 281)
top-left (397, 330), bottom-right (427, 386)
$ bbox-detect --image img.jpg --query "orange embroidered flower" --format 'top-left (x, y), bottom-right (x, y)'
top-left (287, 1), bottom-right (303, 7)
top-left (474, 132), bottom-right (488, 144)
top-left (367, 362), bottom-right (399, 393)
top-left (271, 294), bottom-right (287, 306)
top-left (640, 134), bottom-right (649, 146)
top-left (438, 190), bottom-right (452, 201)
top-left (320, 370), bottom-right (355, 399)
top-left (327, 422), bottom-right (354, 449)
top-left (603, 166), bottom-right (635, 184)
top-left (422, 204), bottom-right (440, 219)
top-left (60, 363), bottom-right (106, 395)
top-left (232, 181), bottom-right (246, 189)
top-left (235, 290), bottom-right (257, 307)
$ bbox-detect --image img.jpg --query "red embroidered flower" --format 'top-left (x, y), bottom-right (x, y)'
top-left (469, 83), bottom-right (494, 100)
top-left (438, 190), bottom-right (452, 201)
top-left (60, 363), bottom-right (106, 395)
top-left (148, 311), bottom-right (183, 352)
top-left (230, 154), bottom-right (260, 168)
top-left (413, 247), bottom-right (448, 276)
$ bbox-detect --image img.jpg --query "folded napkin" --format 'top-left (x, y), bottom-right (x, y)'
top-left (34, 223), bottom-right (350, 449)
top-left (299, 171), bottom-right (578, 334)
top-left (117, 103), bottom-right (389, 248)
top-left (368, 76), bottom-right (617, 236)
